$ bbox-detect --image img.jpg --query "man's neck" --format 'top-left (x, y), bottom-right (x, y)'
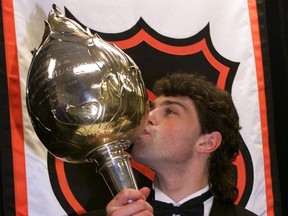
top-left (153, 165), bottom-right (209, 202)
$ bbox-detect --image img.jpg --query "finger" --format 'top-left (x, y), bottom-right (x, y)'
top-left (106, 188), bottom-right (153, 216)
top-left (107, 188), bottom-right (145, 208)
top-left (134, 210), bottom-right (154, 216)
top-left (139, 187), bottom-right (151, 200)
top-left (109, 199), bottom-right (153, 216)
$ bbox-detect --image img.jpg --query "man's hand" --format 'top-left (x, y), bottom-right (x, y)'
top-left (106, 187), bottom-right (153, 216)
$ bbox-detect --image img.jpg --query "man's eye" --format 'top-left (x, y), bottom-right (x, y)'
top-left (165, 108), bottom-right (175, 115)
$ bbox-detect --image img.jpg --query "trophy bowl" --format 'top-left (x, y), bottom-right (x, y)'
top-left (26, 4), bottom-right (148, 196)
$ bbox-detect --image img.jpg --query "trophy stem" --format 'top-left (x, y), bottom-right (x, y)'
top-left (86, 140), bottom-right (138, 196)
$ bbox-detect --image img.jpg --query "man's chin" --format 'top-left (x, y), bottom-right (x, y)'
top-left (131, 148), bottom-right (146, 162)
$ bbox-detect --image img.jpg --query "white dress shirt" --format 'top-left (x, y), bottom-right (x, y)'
top-left (153, 184), bottom-right (214, 216)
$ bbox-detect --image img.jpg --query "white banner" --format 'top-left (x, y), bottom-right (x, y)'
top-left (2, 0), bottom-right (274, 215)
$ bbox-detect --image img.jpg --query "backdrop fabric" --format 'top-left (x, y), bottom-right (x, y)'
top-left (0, 0), bottom-right (278, 215)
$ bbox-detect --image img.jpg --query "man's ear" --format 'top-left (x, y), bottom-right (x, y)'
top-left (196, 131), bottom-right (222, 153)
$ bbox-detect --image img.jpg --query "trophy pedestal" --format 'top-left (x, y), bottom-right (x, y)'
top-left (86, 141), bottom-right (138, 196)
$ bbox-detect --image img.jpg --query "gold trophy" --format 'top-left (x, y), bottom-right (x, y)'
top-left (26, 4), bottom-right (148, 196)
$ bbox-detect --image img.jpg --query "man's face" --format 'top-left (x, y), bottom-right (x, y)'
top-left (132, 96), bottom-right (203, 171)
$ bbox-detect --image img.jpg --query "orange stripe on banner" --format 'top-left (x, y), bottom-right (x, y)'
top-left (55, 159), bottom-right (86, 214)
top-left (2, 0), bottom-right (28, 215)
top-left (112, 30), bottom-right (229, 90)
top-left (234, 152), bottom-right (246, 204)
top-left (200, 39), bottom-right (229, 90)
top-left (131, 159), bottom-right (155, 181)
top-left (248, 1), bottom-right (274, 215)
top-left (111, 29), bottom-right (201, 55)
top-left (147, 89), bottom-right (156, 101)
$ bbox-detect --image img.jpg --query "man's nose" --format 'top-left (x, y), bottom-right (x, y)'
top-left (147, 108), bottom-right (158, 126)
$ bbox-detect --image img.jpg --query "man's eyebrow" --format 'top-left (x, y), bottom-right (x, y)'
top-left (150, 100), bottom-right (188, 110)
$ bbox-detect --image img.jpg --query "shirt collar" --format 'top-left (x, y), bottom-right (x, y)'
top-left (152, 184), bottom-right (210, 206)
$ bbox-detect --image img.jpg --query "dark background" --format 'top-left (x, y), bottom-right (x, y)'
top-left (265, 0), bottom-right (288, 215)
top-left (0, 1), bottom-right (288, 215)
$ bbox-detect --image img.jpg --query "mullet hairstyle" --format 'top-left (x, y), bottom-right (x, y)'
top-left (152, 72), bottom-right (242, 203)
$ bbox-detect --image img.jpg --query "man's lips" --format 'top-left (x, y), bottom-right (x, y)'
top-left (142, 129), bottom-right (150, 135)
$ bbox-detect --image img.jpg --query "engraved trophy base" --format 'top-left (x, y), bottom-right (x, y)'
top-left (86, 141), bottom-right (138, 196)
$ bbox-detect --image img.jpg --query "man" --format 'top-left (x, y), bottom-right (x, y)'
top-left (88, 72), bottom-right (257, 216)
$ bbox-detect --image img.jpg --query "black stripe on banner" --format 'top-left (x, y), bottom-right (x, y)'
top-left (264, 0), bottom-right (288, 215)
top-left (257, 0), bottom-right (285, 215)
top-left (0, 3), bottom-right (16, 216)
top-left (47, 154), bottom-right (78, 216)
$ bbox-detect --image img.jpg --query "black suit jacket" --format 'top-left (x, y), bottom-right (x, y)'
top-left (209, 198), bottom-right (257, 216)
top-left (80, 198), bottom-right (257, 216)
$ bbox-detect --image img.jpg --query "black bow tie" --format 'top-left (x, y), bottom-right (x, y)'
top-left (147, 189), bottom-right (212, 216)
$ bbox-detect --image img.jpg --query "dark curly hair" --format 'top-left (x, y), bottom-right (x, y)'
top-left (152, 72), bottom-right (242, 203)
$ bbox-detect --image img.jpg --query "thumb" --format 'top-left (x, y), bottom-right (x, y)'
top-left (139, 187), bottom-right (151, 200)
